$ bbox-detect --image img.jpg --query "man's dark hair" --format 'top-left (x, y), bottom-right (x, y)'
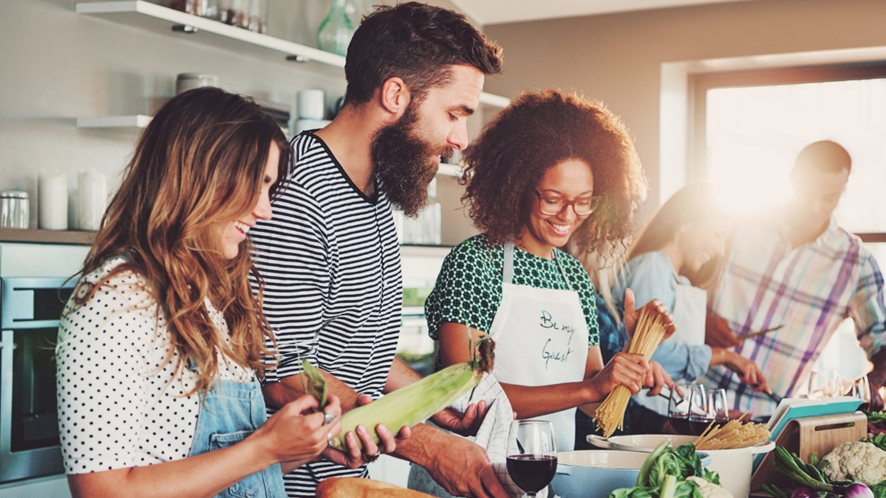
top-left (344, 2), bottom-right (503, 105)
top-left (793, 140), bottom-right (852, 175)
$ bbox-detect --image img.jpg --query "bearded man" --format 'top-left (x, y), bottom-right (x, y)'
top-left (249, 3), bottom-right (506, 497)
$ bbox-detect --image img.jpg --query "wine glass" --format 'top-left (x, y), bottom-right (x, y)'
top-left (686, 384), bottom-right (711, 435)
top-left (506, 420), bottom-right (557, 498)
top-left (851, 375), bottom-right (872, 411)
top-left (706, 388), bottom-right (730, 423)
top-left (667, 383), bottom-right (696, 435)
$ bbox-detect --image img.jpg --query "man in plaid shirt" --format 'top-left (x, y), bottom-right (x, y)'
top-left (704, 140), bottom-right (886, 416)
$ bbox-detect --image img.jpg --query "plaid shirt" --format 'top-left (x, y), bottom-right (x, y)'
top-left (704, 216), bottom-right (886, 415)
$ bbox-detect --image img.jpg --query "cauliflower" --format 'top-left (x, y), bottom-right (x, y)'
top-left (822, 441), bottom-right (886, 486)
top-left (687, 476), bottom-right (733, 498)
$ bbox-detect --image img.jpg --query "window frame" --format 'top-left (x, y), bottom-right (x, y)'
top-left (689, 62), bottom-right (886, 243)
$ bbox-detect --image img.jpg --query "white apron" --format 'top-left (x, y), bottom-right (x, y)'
top-left (634, 275), bottom-right (707, 415)
top-left (488, 242), bottom-right (589, 452)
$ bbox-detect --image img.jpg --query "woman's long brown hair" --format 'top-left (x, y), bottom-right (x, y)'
top-left (628, 182), bottom-right (729, 290)
top-left (74, 87), bottom-right (291, 395)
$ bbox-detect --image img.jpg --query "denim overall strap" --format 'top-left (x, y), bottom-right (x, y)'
top-left (187, 363), bottom-right (286, 498)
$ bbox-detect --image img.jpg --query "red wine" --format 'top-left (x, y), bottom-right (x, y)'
top-left (668, 415), bottom-right (693, 435)
top-left (688, 417), bottom-right (715, 436)
top-left (507, 454), bottom-right (557, 493)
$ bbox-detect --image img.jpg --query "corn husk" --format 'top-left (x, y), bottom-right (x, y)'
top-left (327, 336), bottom-right (495, 452)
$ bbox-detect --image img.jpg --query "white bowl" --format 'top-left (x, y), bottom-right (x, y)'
top-left (587, 434), bottom-right (774, 498)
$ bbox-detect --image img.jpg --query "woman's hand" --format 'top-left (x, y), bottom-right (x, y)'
top-left (622, 288), bottom-right (676, 349)
top-left (322, 394), bottom-right (410, 469)
top-left (642, 360), bottom-right (675, 397)
top-left (722, 351), bottom-right (769, 393)
top-left (586, 351), bottom-right (650, 398)
top-left (253, 393), bottom-right (341, 466)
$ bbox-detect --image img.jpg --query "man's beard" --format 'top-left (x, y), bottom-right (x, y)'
top-left (371, 106), bottom-right (451, 217)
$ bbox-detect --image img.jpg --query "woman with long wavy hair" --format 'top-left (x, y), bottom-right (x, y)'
top-left (56, 88), bottom-right (358, 497)
top-left (609, 182), bottom-right (767, 434)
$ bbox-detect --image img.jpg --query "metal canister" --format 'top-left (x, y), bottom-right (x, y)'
top-left (0, 190), bottom-right (29, 229)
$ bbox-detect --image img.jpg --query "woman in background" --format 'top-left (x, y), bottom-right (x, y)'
top-left (610, 182), bottom-right (768, 433)
top-left (56, 88), bottom-right (380, 498)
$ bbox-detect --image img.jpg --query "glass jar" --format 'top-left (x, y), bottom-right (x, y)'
top-left (317, 0), bottom-right (355, 56)
top-left (247, 0), bottom-right (267, 34)
top-left (218, 0), bottom-right (249, 28)
top-left (0, 191), bottom-right (29, 229)
top-left (168, 0), bottom-right (219, 20)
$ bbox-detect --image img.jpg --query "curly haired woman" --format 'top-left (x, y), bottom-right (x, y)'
top-left (424, 90), bottom-right (676, 451)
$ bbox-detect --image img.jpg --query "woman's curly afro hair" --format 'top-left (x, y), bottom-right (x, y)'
top-left (462, 90), bottom-right (648, 261)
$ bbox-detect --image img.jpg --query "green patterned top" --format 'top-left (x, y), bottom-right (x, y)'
top-left (425, 234), bottom-right (600, 346)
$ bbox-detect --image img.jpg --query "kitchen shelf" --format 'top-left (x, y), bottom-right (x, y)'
top-left (0, 228), bottom-right (96, 245)
top-left (74, 0), bottom-right (511, 108)
top-left (76, 114), bottom-right (152, 128)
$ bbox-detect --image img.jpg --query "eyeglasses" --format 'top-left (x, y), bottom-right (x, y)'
top-left (533, 190), bottom-right (602, 216)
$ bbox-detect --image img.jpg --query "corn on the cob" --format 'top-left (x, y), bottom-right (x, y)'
top-left (328, 360), bottom-right (484, 452)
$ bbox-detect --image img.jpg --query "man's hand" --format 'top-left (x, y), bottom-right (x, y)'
top-left (430, 400), bottom-right (489, 437)
top-left (423, 436), bottom-right (508, 498)
top-left (706, 313), bottom-right (741, 348)
top-left (322, 394), bottom-right (411, 469)
top-left (723, 351), bottom-right (769, 393)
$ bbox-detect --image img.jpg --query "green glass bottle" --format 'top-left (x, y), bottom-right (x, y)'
top-left (317, 0), bottom-right (354, 56)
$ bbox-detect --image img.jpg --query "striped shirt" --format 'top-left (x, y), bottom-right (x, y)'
top-left (250, 132), bottom-right (403, 497)
top-left (704, 216), bottom-right (886, 415)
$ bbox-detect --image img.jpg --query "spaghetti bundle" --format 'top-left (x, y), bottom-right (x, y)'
top-left (693, 418), bottom-right (771, 450)
top-left (594, 307), bottom-right (669, 437)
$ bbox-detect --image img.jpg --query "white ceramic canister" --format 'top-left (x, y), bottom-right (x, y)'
top-left (77, 169), bottom-right (107, 231)
top-left (38, 171), bottom-right (68, 230)
top-left (297, 89), bottom-right (325, 120)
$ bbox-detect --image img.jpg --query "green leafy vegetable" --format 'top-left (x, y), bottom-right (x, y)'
top-left (865, 433), bottom-right (886, 453)
top-left (608, 442), bottom-right (716, 498)
top-left (772, 447), bottom-right (834, 493)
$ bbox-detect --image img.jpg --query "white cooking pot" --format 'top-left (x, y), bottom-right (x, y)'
top-left (587, 434), bottom-right (775, 498)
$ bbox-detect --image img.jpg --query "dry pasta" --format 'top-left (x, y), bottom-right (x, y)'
top-left (693, 417), bottom-right (771, 450)
top-left (594, 307), bottom-right (669, 437)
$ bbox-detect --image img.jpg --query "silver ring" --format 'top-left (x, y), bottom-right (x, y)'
top-left (322, 411), bottom-right (335, 426)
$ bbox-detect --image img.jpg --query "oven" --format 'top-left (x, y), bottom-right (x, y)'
top-left (0, 276), bottom-right (75, 484)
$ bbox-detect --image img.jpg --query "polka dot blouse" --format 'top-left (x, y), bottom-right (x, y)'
top-left (56, 257), bottom-right (254, 474)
